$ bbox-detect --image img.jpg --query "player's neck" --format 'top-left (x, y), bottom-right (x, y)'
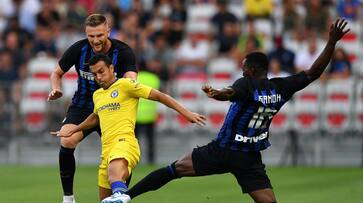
top-left (103, 77), bottom-right (118, 90)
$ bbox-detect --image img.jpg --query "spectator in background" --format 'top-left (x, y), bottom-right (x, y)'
top-left (36, 0), bottom-right (61, 29)
top-left (210, 0), bottom-right (238, 39)
top-left (0, 49), bottom-right (23, 108)
top-left (295, 37), bottom-right (320, 72)
top-left (151, 17), bottom-right (181, 48)
top-left (65, 1), bottom-right (88, 30)
top-left (236, 21), bottom-right (263, 61)
top-left (135, 65), bottom-right (161, 165)
top-left (3, 16), bottom-right (33, 49)
top-left (305, 0), bottom-right (330, 36)
top-left (268, 36), bottom-right (295, 74)
top-left (56, 24), bottom-right (83, 54)
top-left (326, 47), bottom-right (351, 80)
top-left (217, 22), bottom-right (239, 56)
top-left (2, 31), bottom-right (27, 71)
top-left (336, 0), bottom-right (360, 21)
top-left (245, 0), bottom-right (273, 21)
top-left (282, 0), bottom-right (303, 35)
top-left (174, 33), bottom-right (210, 75)
top-left (13, 0), bottom-right (41, 33)
top-left (99, 0), bottom-right (122, 30)
top-left (32, 25), bottom-right (58, 56)
top-left (169, 0), bottom-right (187, 47)
top-left (267, 58), bottom-right (290, 79)
top-left (144, 33), bottom-right (174, 90)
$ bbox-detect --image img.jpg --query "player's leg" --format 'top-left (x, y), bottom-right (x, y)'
top-left (230, 151), bottom-right (276, 203)
top-left (59, 124), bottom-right (84, 203)
top-left (99, 186), bottom-right (112, 201)
top-left (249, 188), bottom-right (277, 203)
top-left (59, 105), bottom-right (100, 203)
top-left (127, 142), bottom-right (226, 199)
top-left (100, 158), bottom-right (130, 202)
top-left (101, 138), bottom-right (140, 203)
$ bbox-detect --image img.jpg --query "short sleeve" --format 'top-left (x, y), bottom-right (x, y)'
top-left (58, 41), bottom-right (83, 72)
top-left (122, 79), bottom-right (152, 99)
top-left (115, 46), bottom-right (137, 77)
top-left (272, 71), bottom-right (312, 98)
top-left (230, 78), bottom-right (249, 102)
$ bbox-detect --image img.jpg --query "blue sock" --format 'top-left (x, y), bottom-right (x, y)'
top-left (111, 181), bottom-right (128, 194)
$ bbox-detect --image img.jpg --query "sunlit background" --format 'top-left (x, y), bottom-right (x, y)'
top-left (0, 0), bottom-right (362, 168)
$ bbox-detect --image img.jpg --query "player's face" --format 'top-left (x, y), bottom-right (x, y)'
top-left (86, 23), bottom-right (110, 53)
top-left (242, 59), bottom-right (252, 77)
top-left (90, 61), bottom-right (115, 89)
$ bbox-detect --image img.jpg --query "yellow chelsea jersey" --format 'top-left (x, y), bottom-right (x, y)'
top-left (93, 78), bottom-right (152, 145)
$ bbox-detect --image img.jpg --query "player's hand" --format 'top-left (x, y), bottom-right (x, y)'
top-left (47, 89), bottom-right (63, 101)
top-left (186, 112), bottom-right (207, 127)
top-left (202, 85), bottom-right (218, 98)
top-left (50, 129), bottom-right (74, 137)
top-left (328, 18), bottom-right (350, 43)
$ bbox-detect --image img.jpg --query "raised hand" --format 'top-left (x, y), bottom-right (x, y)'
top-left (329, 18), bottom-right (350, 43)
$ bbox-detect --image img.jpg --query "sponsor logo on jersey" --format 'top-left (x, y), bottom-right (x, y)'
top-left (79, 70), bottom-right (118, 81)
top-left (234, 132), bottom-right (268, 143)
top-left (97, 102), bottom-right (121, 112)
top-left (79, 70), bottom-right (95, 81)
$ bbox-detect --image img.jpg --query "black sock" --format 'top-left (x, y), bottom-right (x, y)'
top-left (127, 162), bottom-right (180, 199)
top-left (126, 173), bottom-right (132, 187)
top-left (59, 146), bottom-right (76, 195)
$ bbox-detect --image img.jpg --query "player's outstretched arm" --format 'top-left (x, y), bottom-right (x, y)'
top-left (305, 18), bottom-right (350, 81)
top-left (202, 85), bottom-right (235, 101)
top-left (48, 65), bottom-right (65, 101)
top-left (51, 113), bottom-right (99, 137)
top-left (148, 89), bottom-right (206, 127)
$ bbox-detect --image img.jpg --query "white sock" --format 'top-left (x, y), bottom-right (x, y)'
top-left (63, 195), bottom-right (75, 202)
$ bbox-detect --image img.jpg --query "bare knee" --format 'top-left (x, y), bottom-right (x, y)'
top-left (250, 189), bottom-right (277, 203)
top-left (60, 136), bottom-right (80, 148)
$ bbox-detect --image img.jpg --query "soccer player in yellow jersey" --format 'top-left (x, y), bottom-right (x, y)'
top-left (52, 53), bottom-right (206, 203)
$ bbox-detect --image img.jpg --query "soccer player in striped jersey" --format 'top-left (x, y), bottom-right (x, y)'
top-left (47, 14), bottom-right (137, 203)
top-left (52, 53), bottom-right (206, 203)
top-left (124, 18), bottom-right (349, 203)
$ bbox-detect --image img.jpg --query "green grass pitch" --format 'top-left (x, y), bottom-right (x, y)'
top-left (0, 165), bottom-right (362, 203)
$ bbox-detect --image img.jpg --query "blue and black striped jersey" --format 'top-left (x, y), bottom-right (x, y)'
top-left (58, 38), bottom-right (136, 111)
top-left (215, 72), bottom-right (311, 152)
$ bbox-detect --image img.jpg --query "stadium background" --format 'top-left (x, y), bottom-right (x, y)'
top-left (0, 0), bottom-right (363, 202)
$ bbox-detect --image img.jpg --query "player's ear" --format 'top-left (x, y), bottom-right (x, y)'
top-left (109, 64), bottom-right (114, 72)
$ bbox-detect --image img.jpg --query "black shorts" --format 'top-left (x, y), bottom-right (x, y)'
top-left (192, 141), bottom-right (272, 193)
top-left (62, 105), bottom-right (101, 138)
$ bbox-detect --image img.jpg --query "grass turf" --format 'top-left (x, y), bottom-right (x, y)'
top-left (0, 165), bottom-right (362, 203)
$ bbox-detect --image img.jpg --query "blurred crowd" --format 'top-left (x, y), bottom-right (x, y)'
top-left (0, 0), bottom-right (361, 135)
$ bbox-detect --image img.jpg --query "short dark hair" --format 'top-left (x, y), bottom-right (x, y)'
top-left (244, 52), bottom-right (269, 73)
top-left (89, 54), bottom-right (112, 67)
top-left (85, 14), bottom-right (107, 27)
